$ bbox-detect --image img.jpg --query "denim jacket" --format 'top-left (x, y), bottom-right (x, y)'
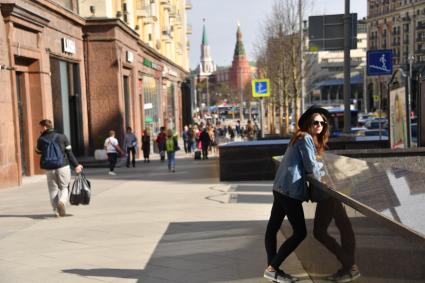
top-left (273, 133), bottom-right (324, 201)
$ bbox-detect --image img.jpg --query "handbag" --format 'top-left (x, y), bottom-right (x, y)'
top-left (69, 173), bottom-right (91, 205)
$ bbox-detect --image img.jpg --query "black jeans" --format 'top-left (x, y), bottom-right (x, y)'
top-left (202, 145), bottom-right (209, 159)
top-left (183, 139), bottom-right (188, 153)
top-left (265, 191), bottom-right (307, 269)
top-left (107, 153), bottom-right (118, 172)
top-left (313, 197), bottom-right (355, 271)
top-left (126, 147), bottom-right (136, 167)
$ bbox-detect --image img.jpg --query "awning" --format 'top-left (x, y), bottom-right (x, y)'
top-left (314, 74), bottom-right (363, 88)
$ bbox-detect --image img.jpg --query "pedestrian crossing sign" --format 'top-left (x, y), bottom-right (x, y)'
top-left (252, 79), bottom-right (270, 97)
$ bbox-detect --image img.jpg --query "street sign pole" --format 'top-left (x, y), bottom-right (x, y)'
top-left (343, 0), bottom-right (351, 134)
top-left (252, 79), bottom-right (271, 138)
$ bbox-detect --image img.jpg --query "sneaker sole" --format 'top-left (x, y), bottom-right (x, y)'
top-left (336, 273), bottom-right (361, 283)
top-left (57, 202), bottom-right (66, 217)
top-left (263, 273), bottom-right (293, 283)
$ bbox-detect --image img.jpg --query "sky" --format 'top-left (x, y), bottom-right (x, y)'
top-left (187, 0), bottom-right (367, 70)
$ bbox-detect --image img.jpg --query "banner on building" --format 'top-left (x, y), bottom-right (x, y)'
top-left (389, 87), bottom-right (407, 149)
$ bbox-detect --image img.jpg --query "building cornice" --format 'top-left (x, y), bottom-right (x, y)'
top-left (33, 0), bottom-right (86, 26)
top-left (84, 18), bottom-right (189, 75)
top-left (1, 2), bottom-right (49, 28)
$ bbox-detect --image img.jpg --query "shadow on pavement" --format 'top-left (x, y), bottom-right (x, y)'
top-left (63, 220), bottom-right (273, 283)
top-left (0, 214), bottom-right (57, 220)
top-left (282, 217), bottom-right (425, 283)
top-left (84, 156), bottom-right (219, 185)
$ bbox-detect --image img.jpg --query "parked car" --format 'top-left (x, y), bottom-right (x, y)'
top-left (364, 118), bottom-right (388, 129)
top-left (357, 113), bottom-right (373, 127)
top-left (364, 129), bottom-right (388, 136)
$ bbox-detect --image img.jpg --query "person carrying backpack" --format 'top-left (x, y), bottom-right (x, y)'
top-left (165, 129), bottom-right (179, 172)
top-left (35, 119), bottom-right (83, 217)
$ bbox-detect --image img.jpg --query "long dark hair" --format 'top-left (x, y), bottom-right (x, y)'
top-left (289, 113), bottom-right (330, 156)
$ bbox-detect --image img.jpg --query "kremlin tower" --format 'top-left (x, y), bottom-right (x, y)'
top-left (230, 24), bottom-right (252, 93)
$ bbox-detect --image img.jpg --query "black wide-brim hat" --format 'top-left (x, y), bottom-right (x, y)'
top-left (298, 105), bottom-right (330, 128)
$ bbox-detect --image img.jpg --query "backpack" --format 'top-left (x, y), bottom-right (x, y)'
top-left (40, 133), bottom-right (65, 169)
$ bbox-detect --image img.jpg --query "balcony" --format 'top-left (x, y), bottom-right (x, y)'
top-left (175, 14), bottom-right (183, 27)
top-left (185, 0), bottom-right (192, 10)
top-left (169, 5), bottom-right (177, 18)
top-left (136, 6), bottom-right (150, 17)
top-left (402, 15), bottom-right (411, 22)
top-left (417, 23), bottom-right (425, 30)
top-left (416, 49), bottom-right (425, 55)
top-left (160, 0), bottom-right (170, 9)
top-left (186, 23), bottom-right (192, 34)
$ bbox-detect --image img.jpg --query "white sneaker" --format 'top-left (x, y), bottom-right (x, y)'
top-left (108, 171), bottom-right (117, 176)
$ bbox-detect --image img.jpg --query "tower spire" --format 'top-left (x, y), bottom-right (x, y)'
top-left (202, 18), bottom-right (208, 45)
top-left (198, 18), bottom-right (216, 76)
top-left (233, 23), bottom-right (246, 57)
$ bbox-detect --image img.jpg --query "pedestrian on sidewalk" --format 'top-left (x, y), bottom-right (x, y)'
top-left (187, 124), bottom-right (195, 153)
top-left (104, 130), bottom-right (125, 176)
top-left (141, 129), bottom-right (151, 163)
top-left (264, 105), bottom-right (330, 283)
top-left (165, 129), bottom-right (179, 172)
top-left (156, 127), bottom-right (166, 162)
top-left (182, 125), bottom-right (189, 153)
top-left (123, 126), bottom-right (137, 168)
top-left (199, 127), bottom-right (211, 160)
top-left (35, 119), bottom-right (83, 217)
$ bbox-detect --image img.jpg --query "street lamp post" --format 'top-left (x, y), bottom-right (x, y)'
top-left (239, 67), bottom-right (244, 123)
top-left (343, 0), bottom-right (351, 134)
top-left (407, 55), bottom-right (414, 147)
top-left (206, 75), bottom-right (210, 115)
top-left (299, 0), bottom-right (305, 114)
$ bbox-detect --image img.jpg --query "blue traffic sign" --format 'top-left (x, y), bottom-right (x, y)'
top-left (367, 50), bottom-right (393, 76)
top-left (252, 79), bottom-right (270, 97)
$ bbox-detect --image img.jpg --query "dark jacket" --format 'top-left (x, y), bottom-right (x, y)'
top-left (35, 129), bottom-right (79, 169)
top-left (199, 130), bottom-right (211, 148)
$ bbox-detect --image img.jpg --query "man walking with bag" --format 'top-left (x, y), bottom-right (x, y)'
top-left (35, 119), bottom-right (83, 217)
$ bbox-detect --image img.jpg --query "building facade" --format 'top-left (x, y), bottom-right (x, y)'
top-left (367, 0), bottom-right (425, 112)
top-left (306, 20), bottom-right (368, 111)
top-left (0, 0), bottom-right (189, 189)
top-left (78, 0), bottom-right (191, 71)
top-left (0, 0), bottom-right (89, 188)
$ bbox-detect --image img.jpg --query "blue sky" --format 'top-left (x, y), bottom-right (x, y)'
top-left (187, 0), bottom-right (367, 70)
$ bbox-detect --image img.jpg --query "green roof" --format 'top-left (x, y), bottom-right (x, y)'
top-left (233, 25), bottom-right (246, 57)
top-left (202, 24), bottom-right (208, 45)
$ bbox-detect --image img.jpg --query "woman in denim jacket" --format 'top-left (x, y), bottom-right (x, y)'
top-left (264, 105), bottom-right (330, 283)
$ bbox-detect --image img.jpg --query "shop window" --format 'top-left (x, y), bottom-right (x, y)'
top-left (50, 58), bottom-right (84, 156)
top-left (143, 76), bottom-right (160, 134)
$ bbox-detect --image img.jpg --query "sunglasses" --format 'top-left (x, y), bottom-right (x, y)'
top-left (313, 120), bottom-right (327, 127)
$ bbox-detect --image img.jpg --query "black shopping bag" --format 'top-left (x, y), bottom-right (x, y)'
top-left (70, 173), bottom-right (91, 205)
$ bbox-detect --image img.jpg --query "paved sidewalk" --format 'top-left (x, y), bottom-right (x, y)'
top-left (0, 153), bottom-right (313, 283)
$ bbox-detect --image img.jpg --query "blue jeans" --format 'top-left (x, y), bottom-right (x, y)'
top-left (167, 151), bottom-right (176, 169)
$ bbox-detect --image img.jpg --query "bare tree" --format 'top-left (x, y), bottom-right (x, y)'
top-left (254, 0), bottom-right (311, 136)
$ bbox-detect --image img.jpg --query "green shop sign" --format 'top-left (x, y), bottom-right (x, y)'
top-left (143, 58), bottom-right (152, 68)
top-left (143, 58), bottom-right (161, 71)
top-left (145, 116), bottom-right (154, 123)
